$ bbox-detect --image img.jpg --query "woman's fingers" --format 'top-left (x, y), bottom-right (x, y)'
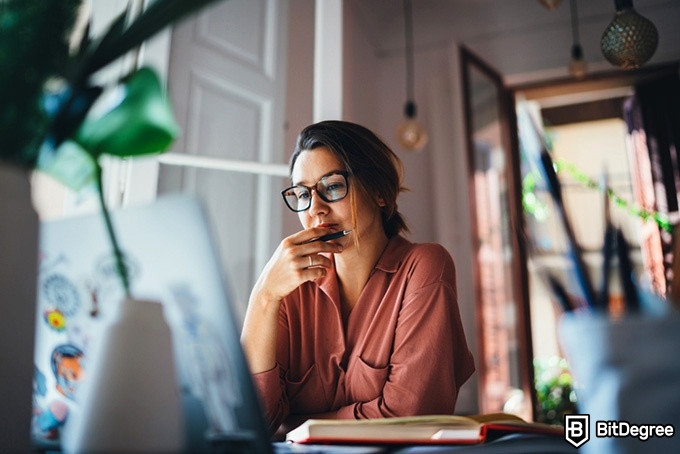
top-left (301, 253), bottom-right (333, 270)
top-left (263, 241), bottom-right (333, 296)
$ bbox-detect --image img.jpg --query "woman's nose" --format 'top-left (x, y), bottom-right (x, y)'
top-left (308, 189), bottom-right (330, 215)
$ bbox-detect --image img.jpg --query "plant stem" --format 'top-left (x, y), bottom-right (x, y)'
top-left (94, 161), bottom-right (131, 298)
top-left (555, 158), bottom-right (673, 233)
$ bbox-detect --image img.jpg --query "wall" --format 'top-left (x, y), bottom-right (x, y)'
top-left (344, 4), bottom-right (438, 243)
top-left (279, 3), bottom-right (479, 412)
top-left (343, 4), bottom-right (478, 413)
top-left (280, 0), bottom-right (317, 238)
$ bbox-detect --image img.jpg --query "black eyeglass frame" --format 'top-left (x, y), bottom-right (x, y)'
top-left (281, 171), bottom-right (350, 212)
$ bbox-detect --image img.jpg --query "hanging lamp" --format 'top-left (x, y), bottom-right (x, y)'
top-left (568, 0), bottom-right (587, 78)
top-left (396, 0), bottom-right (428, 151)
top-left (600, 0), bottom-right (658, 69)
top-left (538, 0), bottom-right (563, 11)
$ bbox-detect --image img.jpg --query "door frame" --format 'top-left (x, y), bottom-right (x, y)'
top-left (460, 45), bottom-right (535, 419)
top-left (465, 51), bottom-right (680, 420)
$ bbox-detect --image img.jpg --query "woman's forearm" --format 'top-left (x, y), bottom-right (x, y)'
top-left (241, 290), bottom-right (281, 374)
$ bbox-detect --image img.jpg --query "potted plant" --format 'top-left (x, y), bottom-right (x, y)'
top-left (0, 0), bottom-right (224, 449)
top-left (534, 356), bottom-right (578, 426)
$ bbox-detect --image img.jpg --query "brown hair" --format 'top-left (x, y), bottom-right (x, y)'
top-left (290, 120), bottom-right (409, 237)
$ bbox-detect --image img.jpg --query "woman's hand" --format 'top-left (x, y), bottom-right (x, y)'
top-left (252, 227), bottom-right (344, 304)
top-left (254, 227), bottom-right (342, 301)
top-left (241, 227), bottom-right (342, 374)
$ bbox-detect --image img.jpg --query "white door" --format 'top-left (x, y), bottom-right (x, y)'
top-left (157, 0), bottom-right (290, 325)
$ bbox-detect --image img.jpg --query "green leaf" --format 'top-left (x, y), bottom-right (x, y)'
top-left (0, 0), bottom-right (80, 168)
top-left (73, 67), bottom-right (179, 158)
top-left (36, 139), bottom-right (97, 191)
top-left (77, 0), bottom-right (227, 82)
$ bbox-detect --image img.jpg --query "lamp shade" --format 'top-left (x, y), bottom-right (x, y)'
top-left (600, 3), bottom-right (658, 69)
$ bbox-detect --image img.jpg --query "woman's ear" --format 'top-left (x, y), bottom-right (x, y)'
top-left (376, 197), bottom-right (386, 207)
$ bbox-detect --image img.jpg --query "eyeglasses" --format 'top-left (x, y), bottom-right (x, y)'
top-left (281, 171), bottom-right (349, 212)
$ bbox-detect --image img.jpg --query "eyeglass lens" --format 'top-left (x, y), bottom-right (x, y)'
top-left (282, 172), bottom-right (348, 212)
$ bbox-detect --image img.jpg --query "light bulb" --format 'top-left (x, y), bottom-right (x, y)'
top-left (538, 0), bottom-right (563, 11)
top-left (397, 118), bottom-right (428, 151)
top-left (397, 101), bottom-right (428, 151)
top-left (569, 44), bottom-right (587, 79)
top-left (569, 58), bottom-right (588, 79)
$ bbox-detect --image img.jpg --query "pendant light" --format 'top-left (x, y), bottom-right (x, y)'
top-left (600, 0), bottom-right (658, 70)
top-left (568, 0), bottom-right (587, 79)
top-left (538, 0), bottom-right (563, 11)
top-left (396, 0), bottom-right (428, 151)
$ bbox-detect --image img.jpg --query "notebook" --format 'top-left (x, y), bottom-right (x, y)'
top-left (285, 413), bottom-right (564, 445)
top-left (31, 193), bottom-right (273, 453)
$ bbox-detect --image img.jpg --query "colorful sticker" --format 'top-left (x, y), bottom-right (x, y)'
top-left (33, 367), bottom-right (69, 440)
top-left (51, 344), bottom-right (85, 401)
top-left (95, 251), bottom-right (139, 284)
top-left (42, 273), bottom-right (80, 317)
top-left (43, 308), bottom-right (67, 332)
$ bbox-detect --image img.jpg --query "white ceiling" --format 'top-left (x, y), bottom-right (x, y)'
top-left (349, 0), bottom-right (680, 79)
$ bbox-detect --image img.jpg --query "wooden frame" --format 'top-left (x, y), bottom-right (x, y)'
top-left (460, 45), bottom-right (535, 419)
top-left (463, 50), bottom-right (679, 421)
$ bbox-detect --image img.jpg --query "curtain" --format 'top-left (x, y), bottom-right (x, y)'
top-left (623, 71), bottom-right (680, 295)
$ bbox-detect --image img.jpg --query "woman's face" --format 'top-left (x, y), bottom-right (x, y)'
top-left (291, 147), bottom-right (385, 248)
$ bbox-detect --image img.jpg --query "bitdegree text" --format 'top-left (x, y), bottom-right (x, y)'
top-left (596, 420), bottom-right (675, 441)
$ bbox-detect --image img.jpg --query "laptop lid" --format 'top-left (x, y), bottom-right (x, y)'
top-left (32, 193), bottom-right (273, 453)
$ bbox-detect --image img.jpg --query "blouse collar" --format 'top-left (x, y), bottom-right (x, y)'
top-left (317, 234), bottom-right (412, 296)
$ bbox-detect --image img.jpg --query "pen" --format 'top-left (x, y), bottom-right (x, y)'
top-left (546, 273), bottom-right (574, 313)
top-left (304, 230), bottom-right (352, 243)
top-left (598, 226), bottom-right (615, 311)
top-left (518, 110), bottom-right (595, 309)
top-left (596, 168), bottom-right (614, 311)
top-left (615, 228), bottom-right (640, 313)
top-left (539, 150), bottom-right (597, 309)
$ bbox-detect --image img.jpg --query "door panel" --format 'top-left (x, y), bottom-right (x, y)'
top-left (159, 0), bottom-right (289, 325)
top-left (460, 46), bottom-right (534, 419)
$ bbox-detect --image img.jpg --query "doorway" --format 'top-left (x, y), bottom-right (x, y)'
top-left (462, 43), bottom-right (679, 422)
top-left (512, 63), bottom-right (679, 423)
top-left (517, 94), bottom-right (641, 425)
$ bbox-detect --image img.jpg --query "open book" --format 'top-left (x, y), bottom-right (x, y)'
top-left (286, 413), bottom-right (564, 445)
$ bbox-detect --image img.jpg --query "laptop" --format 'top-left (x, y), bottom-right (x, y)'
top-left (31, 193), bottom-right (273, 453)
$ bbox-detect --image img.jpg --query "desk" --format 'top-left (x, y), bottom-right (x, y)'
top-left (274, 434), bottom-right (575, 453)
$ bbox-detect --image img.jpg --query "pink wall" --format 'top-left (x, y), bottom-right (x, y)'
top-left (343, 3), bottom-right (479, 413)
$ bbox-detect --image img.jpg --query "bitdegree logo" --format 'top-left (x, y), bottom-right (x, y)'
top-left (565, 414), bottom-right (676, 447)
top-left (596, 420), bottom-right (675, 441)
top-left (565, 414), bottom-right (590, 448)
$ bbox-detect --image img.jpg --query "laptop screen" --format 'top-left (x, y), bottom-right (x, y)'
top-left (32, 194), bottom-right (272, 453)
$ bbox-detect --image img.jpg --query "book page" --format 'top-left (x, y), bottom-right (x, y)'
top-left (299, 414), bottom-right (481, 427)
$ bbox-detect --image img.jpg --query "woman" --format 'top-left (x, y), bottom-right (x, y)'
top-left (241, 120), bottom-right (475, 434)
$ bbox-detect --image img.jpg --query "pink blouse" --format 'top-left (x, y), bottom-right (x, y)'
top-left (251, 235), bottom-right (475, 433)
